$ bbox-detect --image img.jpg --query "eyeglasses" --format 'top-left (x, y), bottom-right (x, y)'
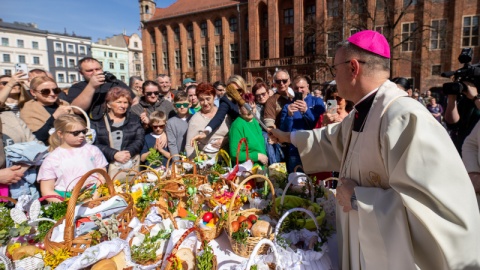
top-left (66, 129), bottom-right (88, 136)
top-left (329, 59), bottom-right (366, 77)
top-left (274, 79), bottom-right (288, 85)
top-left (255, 92), bottom-right (268, 98)
top-left (216, 88), bottom-right (225, 92)
top-left (175, 103), bottom-right (189, 108)
top-left (145, 91), bottom-right (159, 96)
top-left (152, 124), bottom-right (165, 129)
top-left (37, 88), bottom-right (62, 96)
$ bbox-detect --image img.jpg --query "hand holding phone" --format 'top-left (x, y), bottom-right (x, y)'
top-left (15, 63), bottom-right (28, 78)
top-left (326, 99), bottom-right (338, 114)
top-left (293, 92), bottom-right (303, 102)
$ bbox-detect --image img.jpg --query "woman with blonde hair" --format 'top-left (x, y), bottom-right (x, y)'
top-left (0, 72), bottom-right (32, 115)
top-left (190, 74), bottom-right (247, 145)
top-left (20, 76), bottom-right (71, 144)
top-left (37, 114), bottom-right (107, 202)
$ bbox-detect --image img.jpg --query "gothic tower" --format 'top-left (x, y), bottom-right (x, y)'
top-left (139, 0), bottom-right (156, 22)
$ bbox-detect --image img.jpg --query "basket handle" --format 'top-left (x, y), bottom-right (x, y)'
top-left (273, 207), bottom-right (321, 237)
top-left (165, 154), bottom-right (185, 174)
top-left (245, 239), bottom-right (281, 270)
top-left (64, 169), bottom-right (114, 246)
top-left (280, 174), bottom-right (315, 207)
top-left (166, 227), bottom-right (205, 263)
top-left (110, 168), bottom-right (140, 182)
top-left (148, 179), bottom-right (186, 197)
top-left (215, 149), bottom-right (232, 168)
top-left (0, 196), bottom-right (17, 204)
top-left (322, 177), bottom-right (339, 186)
top-left (235, 138), bottom-right (249, 166)
top-left (69, 105), bottom-right (91, 129)
top-left (128, 165), bottom-right (161, 188)
top-left (171, 159), bottom-right (197, 179)
top-left (38, 195), bottom-right (65, 202)
top-left (228, 174), bottom-right (276, 237)
top-left (140, 204), bottom-right (179, 229)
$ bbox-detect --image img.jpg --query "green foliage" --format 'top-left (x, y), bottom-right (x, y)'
top-left (231, 222), bottom-right (249, 245)
top-left (35, 201), bottom-right (68, 242)
top-left (146, 148), bottom-right (163, 166)
top-left (131, 229), bottom-right (171, 265)
top-left (0, 204), bottom-right (15, 245)
top-left (196, 241), bottom-right (214, 270)
top-left (136, 185), bottom-right (155, 217)
top-left (9, 222), bottom-right (32, 238)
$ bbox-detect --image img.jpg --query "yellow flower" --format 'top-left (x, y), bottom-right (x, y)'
top-left (7, 243), bottom-right (21, 255)
top-left (131, 189), bottom-right (143, 204)
top-left (114, 179), bottom-right (122, 186)
top-left (43, 248), bottom-right (71, 268)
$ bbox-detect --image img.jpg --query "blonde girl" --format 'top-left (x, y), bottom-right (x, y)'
top-left (37, 114), bottom-right (107, 202)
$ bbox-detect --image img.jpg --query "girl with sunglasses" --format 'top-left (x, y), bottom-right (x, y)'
top-left (37, 114), bottom-right (107, 202)
top-left (140, 111), bottom-right (171, 167)
top-left (20, 76), bottom-right (72, 145)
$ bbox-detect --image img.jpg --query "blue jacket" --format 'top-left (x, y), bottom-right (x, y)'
top-left (280, 94), bottom-right (325, 132)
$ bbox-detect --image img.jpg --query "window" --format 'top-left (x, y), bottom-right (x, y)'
top-left (201, 46), bottom-right (208, 67)
top-left (214, 19), bottom-right (222, 35)
top-left (67, 44), bottom-right (74, 53)
top-left (187, 24), bottom-right (193, 39)
top-left (152, 53), bottom-right (157, 70)
top-left (327, 32), bottom-right (340, 57)
top-left (134, 52), bottom-right (139, 60)
top-left (33, 56), bottom-right (40, 65)
top-left (3, 54), bottom-right (10, 63)
top-left (4, 70), bottom-right (11, 76)
top-left (305, 5), bottom-right (316, 21)
top-left (69, 74), bottom-right (77, 83)
top-left (32, 41), bottom-right (39, 49)
top-left (68, 58), bottom-right (75, 68)
top-left (230, 17), bottom-right (238, 32)
top-left (109, 62), bottom-right (114, 69)
top-left (402, 22), bottom-right (418, 51)
top-left (284, 38), bottom-right (294, 57)
top-left (327, 0), bottom-right (340, 17)
top-left (350, 28), bottom-right (360, 36)
top-left (115, 53), bottom-right (118, 58)
top-left (109, 52), bottom-right (113, 57)
top-left (174, 26), bottom-right (180, 41)
top-left (56, 57), bottom-right (64, 67)
top-left (376, 0), bottom-right (385, 10)
top-left (215, 45), bottom-right (223, 66)
top-left (134, 41), bottom-right (138, 48)
top-left (431, 19), bottom-right (447, 50)
top-left (245, 14), bottom-right (249, 30)
top-left (262, 40), bottom-right (269, 59)
top-left (462, 15), bottom-right (479, 47)
top-left (2, 38), bottom-right (8, 46)
top-left (305, 35), bottom-right (316, 55)
top-left (163, 51), bottom-right (168, 70)
top-left (404, 0), bottom-right (418, 7)
top-left (284, 8), bottom-right (294, 25)
top-left (121, 76), bottom-right (125, 82)
top-left (188, 48), bottom-right (194, 68)
top-left (375, 25), bottom-right (384, 35)
top-left (136, 64), bottom-right (141, 71)
top-left (57, 73), bottom-right (65, 83)
top-left (79, 46), bottom-right (86, 55)
top-left (150, 30), bottom-right (156, 44)
top-left (120, 63), bottom-right (125, 70)
top-left (262, 12), bottom-right (268, 28)
top-left (351, 0), bottom-right (365, 14)
top-left (200, 21), bottom-right (207, 38)
top-left (432, 65), bottom-right (442, 76)
top-left (104, 52), bottom-right (107, 57)
top-left (162, 28), bottom-right (167, 43)
top-left (17, 40), bottom-right (24, 48)
top-left (55, 42), bottom-right (63, 52)
top-left (175, 50), bottom-right (181, 69)
top-left (230, 43), bottom-right (239, 64)
top-left (18, 55), bottom-right (26, 64)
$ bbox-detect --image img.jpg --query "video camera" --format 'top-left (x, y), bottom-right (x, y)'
top-left (103, 71), bottom-right (117, 83)
top-left (441, 48), bottom-right (480, 95)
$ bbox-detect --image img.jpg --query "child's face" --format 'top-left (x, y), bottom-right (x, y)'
top-left (151, 120), bottom-right (166, 135)
top-left (61, 123), bottom-right (87, 147)
top-left (174, 99), bottom-right (189, 115)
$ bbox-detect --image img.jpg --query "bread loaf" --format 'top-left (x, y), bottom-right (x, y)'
top-left (91, 258), bottom-right (117, 270)
top-left (176, 248), bottom-right (195, 270)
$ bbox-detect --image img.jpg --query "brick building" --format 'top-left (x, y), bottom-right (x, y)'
top-left (140, 0), bottom-right (480, 92)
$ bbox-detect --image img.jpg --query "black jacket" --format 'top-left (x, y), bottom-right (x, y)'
top-left (91, 111), bottom-right (145, 162)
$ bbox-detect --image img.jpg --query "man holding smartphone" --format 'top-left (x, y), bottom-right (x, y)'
top-left (279, 75), bottom-right (325, 172)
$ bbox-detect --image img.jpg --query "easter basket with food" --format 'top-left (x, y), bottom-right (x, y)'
top-left (244, 239), bottom-right (283, 270)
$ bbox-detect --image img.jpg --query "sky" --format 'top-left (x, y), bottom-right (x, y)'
top-left (0, 0), bottom-right (177, 41)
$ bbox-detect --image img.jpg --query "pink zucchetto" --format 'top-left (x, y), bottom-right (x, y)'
top-left (347, 30), bottom-right (390, 59)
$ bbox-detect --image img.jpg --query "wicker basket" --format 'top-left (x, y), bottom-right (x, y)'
top-left (44, 168), bottom-right (136, 256)
top-left (227, 175), bottom-right (276, 258)
top-left (194, 211), bottom-right (224, 242)
top-left (163, 227), bottom-right (217, 270)
top-left (245, 239), bottom-right (281, 270)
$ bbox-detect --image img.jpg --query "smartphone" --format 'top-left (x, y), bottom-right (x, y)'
top-left (15, 63), bottom-right (28, 77)
top-left (294, 92), bottom-right (303, 101)
top-left (326, 99), bottom-right (338, 114)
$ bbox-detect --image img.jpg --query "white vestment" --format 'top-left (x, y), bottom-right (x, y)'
top-left (295, 80), bottom-right (480, 269)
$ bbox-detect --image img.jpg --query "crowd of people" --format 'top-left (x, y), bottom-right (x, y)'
top-left (1, 29), bottom-right (480, 268)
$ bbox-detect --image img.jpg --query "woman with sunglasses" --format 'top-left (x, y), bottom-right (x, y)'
top-left (20, 76), bottom-right (72, 145)
top-left (37, 114), bottom-right (107, 202)
top-left (91, 87), bottom-right (144, 179)
top-left (0, 72), bottom-right (31, 116)
top-left (190, 75), bottom-right (246, 146)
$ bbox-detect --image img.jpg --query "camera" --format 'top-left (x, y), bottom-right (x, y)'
top-left (441, 48), bottom-right (480, 95)
top-left (103, 71), bottom-right (117, 83)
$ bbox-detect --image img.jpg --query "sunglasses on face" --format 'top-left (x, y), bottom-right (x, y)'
top-left (255, 92), bottom-right (268, 98)
top-left (152, 124), bottom-right (165, 129)
top-left (37, 88), bottom-right (62, 96)
top-left (66, 128), bottom-right (88, 136)
top-left (145, 91), bottom-right (159, 96)
top-left (175, 103), bottom-right (189, 108)
top-left (275, 79), bottom-right (288, 85)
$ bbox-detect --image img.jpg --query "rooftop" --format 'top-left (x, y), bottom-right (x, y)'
top-left (0, 18), bottom-right (91, 39)
top-left (150, 0), bottom-right (247, 21)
